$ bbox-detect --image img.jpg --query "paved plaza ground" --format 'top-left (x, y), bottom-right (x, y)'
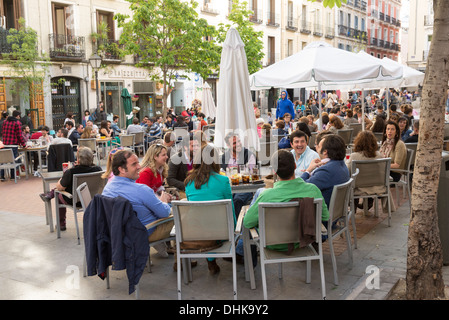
top-left (1, 166), bottom-right (449, 302)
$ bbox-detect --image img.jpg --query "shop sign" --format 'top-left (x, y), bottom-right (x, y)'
top-left (101, 68), bottom-right (149, 79)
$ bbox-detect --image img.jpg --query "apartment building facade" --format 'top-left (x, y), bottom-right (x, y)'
top-left (0, 0), bottom-right (158, 130)
top-left (366, 0), bottom-right (402, 60)
top-left (406, 0), bottom-right (432, 72)
top-left (334, 0), bottom-right (368, 52)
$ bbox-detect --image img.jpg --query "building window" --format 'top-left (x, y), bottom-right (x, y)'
top-left (96, 10), bottom-right (115, 40)
top-left (52, 2), bottom-right (73, 37)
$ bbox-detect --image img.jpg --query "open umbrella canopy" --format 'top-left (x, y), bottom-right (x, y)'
top-left (381, 57), bottom-right (425, 87)
top-left (249, 42), bottom-right (403, 90)
top-left (201, 82), bottom-right (216, 119)
top-left (215, 28), bottom-right (259, 151)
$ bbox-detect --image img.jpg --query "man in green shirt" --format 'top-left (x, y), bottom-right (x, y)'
top-left (243, 149), bottom-right (329, 251)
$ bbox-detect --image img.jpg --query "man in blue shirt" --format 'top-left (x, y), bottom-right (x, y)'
top-left (289, 130), bottom-right (320, 178)
top-left (102, 149), bottom-right (173, 256)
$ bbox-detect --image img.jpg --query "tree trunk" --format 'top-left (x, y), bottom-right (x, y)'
top-left (406, 0), bottom-right (449, 300)
top-left (162, 70), bottom-right (168, 120)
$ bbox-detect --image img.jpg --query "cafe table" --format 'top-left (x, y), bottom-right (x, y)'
top-left (19, 145), bottom-right (47, 176)
top-left (37, 170), bottom-right (64, 233)
top-left (96, 137), bottom-right (112, 160)
top-left (231, 181), bottom-right (266, 194)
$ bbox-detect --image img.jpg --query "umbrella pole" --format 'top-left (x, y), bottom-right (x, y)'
top-left (362, 89), bottom-right (365, 131)
top-left (318, 82), bottom-right (322, 130)
top-left (386, 87), bottom-right (390, 119)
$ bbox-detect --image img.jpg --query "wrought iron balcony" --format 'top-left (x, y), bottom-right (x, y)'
top-left (338, 24), bottom-right (348, 36)
top-left (0, 27), bottom-right (14, 54)
top-left (95, 38), bottom-right (123, 63)
top-left (300, 21), bottom-right (312, 34)
top-left (266, 12), bottom-right (280, 27)
top-left (325, 27), bottom-right (335, 39)
top-left (249, 9), bottom-right (263, 24)
top-left (313, 24), bottom-right (323, 37)
top-left (266, 52), bottom-right (279, 66)
top-left (49, 34), bottom-right (85, 61)
top-left (286, 18), bottom-right (297, 31)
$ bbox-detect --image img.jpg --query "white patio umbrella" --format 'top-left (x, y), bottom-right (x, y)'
top-left (249, 42), bottom-right (402, 127)
top-left (215, 28), bottom-right (259, 151)
top-left (381, 57), bottom-right (425, 87)
top-left (201, 82), bottom-right (216, 119)
top-left (249, 42), bottom-right (402, 90)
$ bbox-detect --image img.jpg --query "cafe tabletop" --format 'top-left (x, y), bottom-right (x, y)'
top-left (96, 137), bottom-right (112, 142)
top-left (231, 181), bottom-right (266, 194)
top-left (19, 146), bottom-right (47, 151)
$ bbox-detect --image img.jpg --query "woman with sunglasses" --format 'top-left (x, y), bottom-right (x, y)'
top-left (136, 143), bottom-right (170, 195)
top-left (102, 147), bottom-right (126, 182)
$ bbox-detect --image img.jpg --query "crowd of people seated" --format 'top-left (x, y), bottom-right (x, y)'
top-left (1, 90), bottom-right (422, 278)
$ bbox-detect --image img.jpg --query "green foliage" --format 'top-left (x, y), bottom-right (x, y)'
top-left (116, 0), bottom-right (220, 94)
top-left (308, 0), bottom-right (347, 8)
top-left (216, 0), bottom-right (264, 75)
top-left (1, 18), bottom-right (49, 103)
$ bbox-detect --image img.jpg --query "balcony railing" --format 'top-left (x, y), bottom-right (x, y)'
top-left (313, 24), bottom-right (323, 37)
top-left (266, 52), bottom-right (279, 66)
top-left (385, 15), bottom-right (391, 23)
top-left (49, 34), bottom-right (85, 61)
top-left (249, 9), bottom-right (263, 24)
top-left (201, 3), bottom-right (219, 15)
top-left (379, 12), bottom-right (385, 21)
top-left (300, 20), bottom-right (312, 34)
top-left (325, 27), bottom-right (334, 39)
top-left (370, 37), bottom-right (378, 46)
top-left (96, 39), bottom-right (123, 62)
top-left (266, 12), bottom-right (280, 27)
top-left (286, 17), bottom-right (298, 31)
top-left (0, 27), bottom-right (14, 54)
top-left (338, 24), bottom-right (348, 36)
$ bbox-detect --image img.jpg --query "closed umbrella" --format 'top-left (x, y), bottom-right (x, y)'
top-left (215, 28), bottom-right (259, 151)
top-left (121, 88), bottom-right (133, 127)
top-left (201, 82), bottom-right (216, 119)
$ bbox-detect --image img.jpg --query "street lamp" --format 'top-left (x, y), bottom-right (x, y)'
top-left (89, 54), bottom-right (102, 122)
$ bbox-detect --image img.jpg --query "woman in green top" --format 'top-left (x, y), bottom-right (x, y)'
top-left (184, 144), bottom-right (235, 275)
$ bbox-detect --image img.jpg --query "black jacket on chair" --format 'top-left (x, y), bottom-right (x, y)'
top-left (47, 143), bottom-right (75, 172)
top-left (83, 194), bottom-right (149, 294)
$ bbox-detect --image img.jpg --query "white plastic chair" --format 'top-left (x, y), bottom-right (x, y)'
top-left (244, 199), bottom-right (326, 300)
top-left (327, 178), bottom-right (354, 286)
top-left (171, 199), bottom-right (237, 300)
top-left (351, 158), bottom-right (392, 226)
top-left (54, 171), bottom-right (106, 243)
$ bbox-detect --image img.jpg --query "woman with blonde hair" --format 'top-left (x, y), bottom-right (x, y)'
top-left (101, 147), bottom-right (126, 182)
top-left (136, 143), bottom-right (169, 195)
top-left (80, 126), bottom-right (93, 139)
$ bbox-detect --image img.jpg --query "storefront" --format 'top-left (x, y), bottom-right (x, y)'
top-left (51, 76), bottom-right (82, 129)
top-left (98, 66), bottom-right (153, 127)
